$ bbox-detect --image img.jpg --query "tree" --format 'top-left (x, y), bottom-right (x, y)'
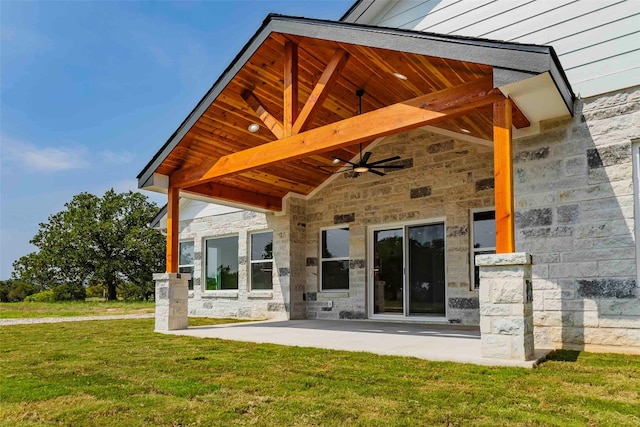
top-left (11, 189), bottom-right (165, 300)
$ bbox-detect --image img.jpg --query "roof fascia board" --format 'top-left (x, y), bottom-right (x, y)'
top-left (271, 18), bottom-right (552, 74)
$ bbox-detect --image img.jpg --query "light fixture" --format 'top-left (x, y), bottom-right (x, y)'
top-left (332, 158), bottom-right (341, 164)
top-left (353, 166), bottom-right (369, 173)
top-left (393, 72), bottom-right (408, 80)
top-left (460, 128), bottom-right (471, 134)
top-left (248, 123), bottom-right (260, 132)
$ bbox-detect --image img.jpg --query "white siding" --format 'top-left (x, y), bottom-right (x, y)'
top-left (362, 0), bottom-right (640, 97)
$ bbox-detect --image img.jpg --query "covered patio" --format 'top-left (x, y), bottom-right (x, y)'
top-left (139, 14), bottom-right (573, 364)
top-left (162, 319), bottom-right (552, 368)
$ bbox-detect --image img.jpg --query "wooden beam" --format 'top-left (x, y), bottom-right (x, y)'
top-left (166, 187), bottom-right (179, 273)
top-left (182, 182), bottom-right (282, 211)
top-left (241, 90), bottom-right (284, 139)
top-left (284, 41), bottom-right (298, 137)
top-left (493, 98), bottom-right (515, 253)
top-left (511, 99), bottom-right (530, 129)
top-left (292, 48), bottom-right (349, 135)
top-left (171, 76), bottom-right (502, 188)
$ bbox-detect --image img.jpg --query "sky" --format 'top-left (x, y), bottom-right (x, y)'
top-left (0, 0), bottom-right (353, 279)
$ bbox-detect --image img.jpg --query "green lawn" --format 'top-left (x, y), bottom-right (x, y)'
top-left (1, 319), bottom-right (639, 426)
top-left (0, 301), bottom-right (155, 318)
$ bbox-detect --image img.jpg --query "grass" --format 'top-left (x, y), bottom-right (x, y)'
top-left (0, 301), bottom-right (155, 318)
top-left (0, 319), bottom-right (639, 426)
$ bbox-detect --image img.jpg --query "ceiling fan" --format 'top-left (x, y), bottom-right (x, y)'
top-left (322, 89), bottom-right (405, 177)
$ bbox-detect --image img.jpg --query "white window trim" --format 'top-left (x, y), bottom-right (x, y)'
top-left (470, 207), bottom-right (496, 290)
top-left (632, 140), bottom-right (640, 289)
top-left (319, 226), bottom-right (350, 292)
top-left (178, 240), bottom-right (195, 290)
top-left (202, 233), bottom-right (240, 292)
top-left (249, 230), bottom-right (274, 291)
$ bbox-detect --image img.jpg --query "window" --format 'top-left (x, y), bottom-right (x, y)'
top-left (204, 236), bottom-right (238, 290)
top-left (320, 227), bottom-right (349, 290)
top-left (178, 241), bottom-right (194, 290)
top-left (250, 231), bottom-right (273, 290)
top-left (471, 210), bottom-right (496, 289)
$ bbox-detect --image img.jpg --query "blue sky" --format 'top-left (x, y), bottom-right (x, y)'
top-left (0, 0), bottom-right (353, 279)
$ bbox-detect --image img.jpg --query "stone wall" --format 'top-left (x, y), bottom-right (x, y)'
top-left (176, 209), bottom-right (289, 320)
top-left (514, 86), bottom-right (639, 351)
top-left (304, 128), bottom-right (496, 324)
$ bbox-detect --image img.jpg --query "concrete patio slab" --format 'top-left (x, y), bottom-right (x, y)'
top-left (162, 319), bottom-right (553, 368)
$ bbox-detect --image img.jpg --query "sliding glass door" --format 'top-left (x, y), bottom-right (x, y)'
top-left (371, 222), bottom-right (446, 318)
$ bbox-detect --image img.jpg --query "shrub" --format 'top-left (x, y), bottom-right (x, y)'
top-left (24, 290), bottom-right (55, 302)
top-left (86, 284), bottom-right (105, 299)
top-left (5, 281), bottom-right (39, 302)
top-left (52, 284), bottom-right (86, 301)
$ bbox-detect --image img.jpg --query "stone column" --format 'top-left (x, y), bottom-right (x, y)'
top-left (154, 272), bottom-right (190, 331)
top-left (477, 253), bottom-right (534, 361)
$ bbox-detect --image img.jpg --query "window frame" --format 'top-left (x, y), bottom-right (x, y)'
top-left (319, 226), bottom-right (350, 291)
top-left (249, 230), bottom-right (274, 291)
top-left (470, 208), bottom-right (496, 290)
top-left (178, 240), bottom-right (194, 290)
top-left (203, 234), bottom-right (240, 291)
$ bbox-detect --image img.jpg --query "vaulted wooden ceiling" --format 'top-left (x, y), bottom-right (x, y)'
top-left (138, 15), bottom-right (573, 211)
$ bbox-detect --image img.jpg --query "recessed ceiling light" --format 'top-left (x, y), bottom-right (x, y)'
top-left (460, 128), bottom-right (471, 134)
top-left (332, 158), bottom-right (341, 164)
top-left (248, 123), bottom-right (260, 132)
top-left (393, 72), bottom-right (408, 80)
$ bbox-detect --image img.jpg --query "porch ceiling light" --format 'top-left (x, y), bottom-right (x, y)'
top-left (248, 123), bottom-right (260, 132)
top-left (393, 72), bottom-right (408, 80)
top-left (332, 158), bottom-right (341, 164)
top-left (353, 166), bottom-right (369, 173)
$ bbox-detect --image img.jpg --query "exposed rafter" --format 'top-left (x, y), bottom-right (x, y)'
top-left (241, 90), bottom-right (284, 139)
top-left (283, 41), bottom-right (298, 137)
top-left (292, 48), bottom-right (349, 134)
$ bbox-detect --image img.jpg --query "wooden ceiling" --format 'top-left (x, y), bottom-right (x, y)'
top-left (150, 27), bottom-right (524, 210)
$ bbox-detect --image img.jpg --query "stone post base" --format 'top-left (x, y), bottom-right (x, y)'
top-left (154, 272), bottom-right (190, 332)
top-left (477, 253), bottom-right (534, 361)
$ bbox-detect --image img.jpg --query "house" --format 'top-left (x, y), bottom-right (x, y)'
top-left (139, 0), bottom-right (640, 360)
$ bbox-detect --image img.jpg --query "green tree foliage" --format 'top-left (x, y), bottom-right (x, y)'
top-left (11, 190), bottom-right (165, 300)
top-left (0, 280), bottom-right (40, 302)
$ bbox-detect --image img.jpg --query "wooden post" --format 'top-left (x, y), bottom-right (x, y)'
top-left (166, 187), bottom-right (179, 273)
top-left (284, 41), bottom-right (298, 137)
top-left (493, 98), bottom-right (515, 253)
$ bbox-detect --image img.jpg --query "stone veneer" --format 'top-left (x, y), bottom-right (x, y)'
top-left (177, 210), bottom-right (287, 320)
top-left (168, 85), bottom-right (639, 352)
top-left (303, 129), bottom-right (494, 324)
top-left (513, 86), bottom-right (639, 351)
top-left (477, 253), bottom-right (534, 360)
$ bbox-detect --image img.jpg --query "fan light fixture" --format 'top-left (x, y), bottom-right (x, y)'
top-left (353, 166), bottom-right (369, 173)
top-left (248, 123), bottom-right (260, 132)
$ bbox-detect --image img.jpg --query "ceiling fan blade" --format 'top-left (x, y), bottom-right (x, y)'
top-left (368, 156), bottom-right (401, 166)
top-left (361, 151), bottom-right (372, 164)
top-left (375, 165), bottom-right (405, 169)
top-left (369, 169), bottom-right (385, 176)
top-left (334, 157), bottom-right (358, 167)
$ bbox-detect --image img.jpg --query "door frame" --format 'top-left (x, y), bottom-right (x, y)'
top-left (367, 217), bottom-right (448, 322)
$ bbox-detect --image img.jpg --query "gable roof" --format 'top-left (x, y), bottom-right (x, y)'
top-left (138, 14), bottom-right (573, 210)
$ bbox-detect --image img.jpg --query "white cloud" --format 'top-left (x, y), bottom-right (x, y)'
top-left (1, 138), bottom-right (89, 173)
top-left (98, 150), bottom-right (134, 164)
